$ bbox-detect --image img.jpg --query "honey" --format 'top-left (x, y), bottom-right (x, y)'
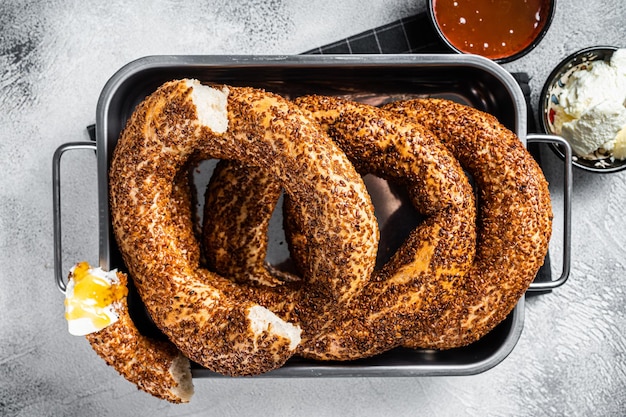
top-left (64, 262), bottom-right (127, 334)
top-left (432, 0), bottom-right (551, 61)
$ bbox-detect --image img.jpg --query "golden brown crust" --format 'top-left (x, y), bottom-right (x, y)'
top-left (85, 272), bottom-right (193, 403)
top-left (108, 80), bottom-right (378, 377)
top-left (203, 96), bottom-right (479, 359)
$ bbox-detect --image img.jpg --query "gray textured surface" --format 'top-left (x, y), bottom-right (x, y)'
top-left (1, 0), bottom-right (625, 415)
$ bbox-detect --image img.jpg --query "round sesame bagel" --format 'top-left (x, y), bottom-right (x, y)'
top-left (108, 80), bottom-right (378, 377)
top-left (382, 98), bottom-right (552, 348)
top-left (294, 97), bottom-right (551, 351)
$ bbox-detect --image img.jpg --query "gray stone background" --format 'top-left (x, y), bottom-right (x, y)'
top-left (1, 0), bottom-right (625, 415)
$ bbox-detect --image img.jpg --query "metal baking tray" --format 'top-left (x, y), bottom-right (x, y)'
top-left (53, 54), bottom-right (572, 378)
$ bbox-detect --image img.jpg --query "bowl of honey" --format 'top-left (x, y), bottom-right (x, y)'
top-left (428, 0), bottom-right (556, 63)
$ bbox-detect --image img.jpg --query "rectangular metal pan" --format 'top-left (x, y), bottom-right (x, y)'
top-left (94, 54), bottom-right (528, 377)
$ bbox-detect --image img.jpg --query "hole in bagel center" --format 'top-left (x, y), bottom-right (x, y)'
top-left (362, 174), bottom-right (426, 269)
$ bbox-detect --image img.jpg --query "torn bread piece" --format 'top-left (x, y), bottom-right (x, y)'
top-left (67, 263), bottom-right (194, 403)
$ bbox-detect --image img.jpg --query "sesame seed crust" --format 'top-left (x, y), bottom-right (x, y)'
top-left (383, 98), bottom-right (552, 348)
top-left (85, 271), bottom-right (193, 403)
top-left (107, 79), bottom-right (379, 383)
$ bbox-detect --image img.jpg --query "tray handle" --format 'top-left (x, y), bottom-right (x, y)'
top-left (526, 134), bottom-right (573, 291)
top-left (52, 141), bottom-right (98, 293)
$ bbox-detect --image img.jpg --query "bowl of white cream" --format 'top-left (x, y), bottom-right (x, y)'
top-left (539, 46), bottom-right (626, 172)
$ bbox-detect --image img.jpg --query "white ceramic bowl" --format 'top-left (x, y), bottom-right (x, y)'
top-left (539, 46), bottom-right (626, 173)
